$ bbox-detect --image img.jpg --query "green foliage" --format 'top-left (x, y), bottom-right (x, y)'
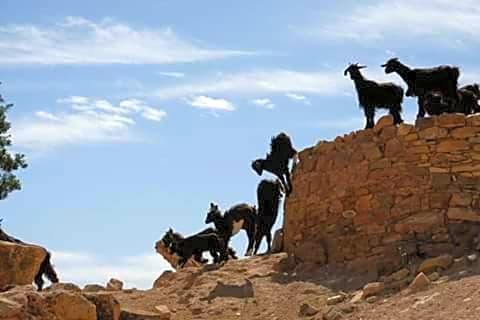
top-left (0, 88), bottom-right (27, 200)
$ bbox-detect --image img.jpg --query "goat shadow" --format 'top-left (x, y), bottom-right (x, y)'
top-left (202, 279), bottom-right (255, 304)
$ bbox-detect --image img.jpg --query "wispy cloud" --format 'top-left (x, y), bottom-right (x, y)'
top-left (159, 72), bottom-right (185, 78)
top-left (285, 93), bottom-right (311, 105)
top-left (251, 98), bottom-right (275, 109)
top-left (52, 250), bottom-right (171, 289)
top-left (186, 95), bottom-right (235, 111)
top-left (298, 0), bottom-right (480, 45)
top-left (0, 16), bottom-right (254, 65)
top-left (152, 69), bottom-right (348, 100)
top-left (12, 97), bottom-right (166, 150)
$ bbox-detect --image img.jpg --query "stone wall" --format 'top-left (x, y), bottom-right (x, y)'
top-left (284, 113), bottom-right (480, 276)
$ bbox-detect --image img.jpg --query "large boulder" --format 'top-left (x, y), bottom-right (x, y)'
top-left (84, 292), bottom-right (121, 320)
top-left (0, 241), bottom-right (47, 289)
top-left (45, 291), bottom-right (97, 320)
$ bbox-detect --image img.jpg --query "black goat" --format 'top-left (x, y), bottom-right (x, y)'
top-left (254, 179), bottom-right (283, 255)
top-left (423, 84), bottom-right (480, 115)
top-left (161, 228), bottom-right (237, 264)
top-left (382, 58), bottom-right (459, 118)
top-left (162, 228), bottom-right (227, 268)
top-left (459, 84), bottom-right (480, 114)
top-left (0, 220), bottom-right (59, 291)
top-left (251, 132), bottom-right (297, 196)
top-left (422, 91), bottom-right (450, 116)
top-left (205, 202), bottom-right (257, 257)
top-left (454, 85), bottom-right (480, 115)
top-left (344, 63), bottom-right (404, 129)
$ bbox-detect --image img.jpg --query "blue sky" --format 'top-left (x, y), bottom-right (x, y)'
top-left (1, 0), bottom-right (479, 288)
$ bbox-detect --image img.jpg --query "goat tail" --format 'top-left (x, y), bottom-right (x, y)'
top-left (450, 67), bottom-right (460, 83)
top-left (39, 251), bottom-right (59, 284)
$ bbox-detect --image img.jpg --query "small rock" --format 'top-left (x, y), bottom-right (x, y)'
top-left (417, 255), bottom-right (453, 274)
top-left (121, 307), bottom-right (169, 320)
top-left (340, 304), bottom-right (355, 314)
top-left (155, 305), bottom-right (172, 319)
top-left (374, 115), bottom-right (394, 132)
top-left (45, 282), bottom-right (82, 292)
top-left (389, 268), bottom-right (410, 282)
top-left (452, 257), bottom-right (468, 271)
top-left (467, 254), bottom-right (478, 262)
top-left (428, 272), bottom-right (440, 282)
top-left (299, 303), bottom-right (319, 317)
top-left (366, 296), bottom-right (379, 304)
top-left (409, 272), bottom-right (431, 292)
top-left (191, 307), bottom-right (202, 315)
top-left (83, 284), bottom-right (106, 292)
top-left (322, 307), bottom-right (343, 320)
top-left (106, 278), bottom-right (123, 291)
top-left (327, 295), bottom-right (346, 305)
top-left (350, 291), bottom-right (363, 304)
top-left (362, 282), bottom-right (384, 298)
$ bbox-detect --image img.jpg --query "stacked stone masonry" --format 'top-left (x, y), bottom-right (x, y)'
top-left (284, 113), bottom-right (480, 276)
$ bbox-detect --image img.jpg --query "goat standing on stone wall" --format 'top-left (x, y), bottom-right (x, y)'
top-left (381, 58), bottom-right (459, 118)
top-left (344, 63), bottom-right (404, 129)
top-left (252, 132), bottom-right (297, 196)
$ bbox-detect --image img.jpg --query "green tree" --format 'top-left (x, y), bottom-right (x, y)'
top-left (0, 86), bottom-right (27, 200)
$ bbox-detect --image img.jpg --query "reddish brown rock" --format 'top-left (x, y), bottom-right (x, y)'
top-left (0, 241), bottom-right (47, 289)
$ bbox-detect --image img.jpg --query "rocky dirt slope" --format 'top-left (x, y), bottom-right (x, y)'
top-left (115, 252), bottom-right (480, 320)
top-left (3, 243), bottom-right (480, 319)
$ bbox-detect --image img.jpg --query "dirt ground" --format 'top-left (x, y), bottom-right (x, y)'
top-left (111, 253), bottom-right (480, 320)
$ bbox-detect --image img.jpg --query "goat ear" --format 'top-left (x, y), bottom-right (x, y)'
top-left (358, 65), bottom-right (367, 69)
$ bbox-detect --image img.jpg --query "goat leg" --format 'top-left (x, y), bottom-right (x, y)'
top-left (417, 96), bottom-right (426, 118)
top-left (285, 171), bottom-right (293, 196)
top-left (277, 174), bottom-right (289, 197)
top-left (266, 231), bottom-right (272, 253)
top-left (389, 106), bottom-right (403, 125)
top-left (364, 106), bottom-right (375, 129)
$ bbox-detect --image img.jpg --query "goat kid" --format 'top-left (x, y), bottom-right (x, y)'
top-left (205, 202), bottom-right (257, 257)
top-left (162, 228), bottom-right (227, 268)
top-left (344, 63), bottom-right (404, 129)
top-left (161, 228), bottom-right (238, 264)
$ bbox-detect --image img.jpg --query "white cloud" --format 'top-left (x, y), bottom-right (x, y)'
top-left (51, 250), bottom-right (172, 289)
top-left (141, 107), bottom-right (167, 122)
top-left (56, 96), bottom-right (89, 105)
top-left (35, 111), bottom-right (60, 121)
top-left (152, 69), bottom-right (348, 100)
top-left (159, 72), bottom-right (185, 78)
top-left (0, 16), bottom-right (254, 65)
top-left (299, 0), bottom-right (480, 45)
top-left (251, 98), bottom-right (275, 109)
top-left (186, 95), bottom-right (235, 111)
top-left (12, 97), bottom-right (166, 150)
top-left (285, 93), bottom-right (311, 105)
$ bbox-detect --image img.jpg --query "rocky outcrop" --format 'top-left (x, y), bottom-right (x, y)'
top-left (0, 283), bottom-right (126, 320)
top-left (285, 113), bottom-right (480, 275)
top-left (0, 240), bottom-right (47, 289)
